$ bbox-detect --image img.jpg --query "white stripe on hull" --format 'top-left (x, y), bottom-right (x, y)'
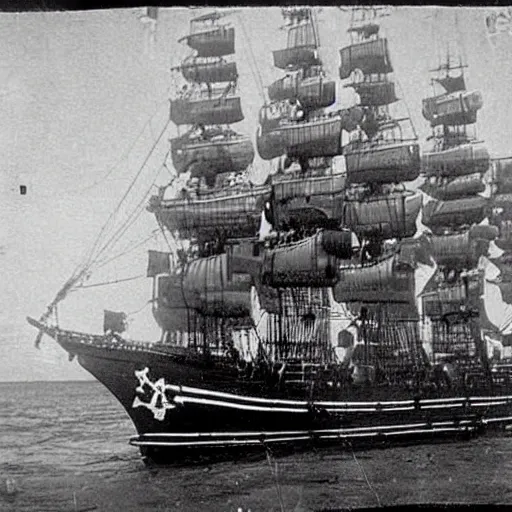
top-left (161, 383), bottom-right (512, 414)
top-left (136, 419), bottom-right (476, 439)
top-left (130, 419), bottom-right (485, 448)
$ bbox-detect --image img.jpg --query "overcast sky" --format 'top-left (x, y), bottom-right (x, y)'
top-left (1, 7), bottom-right (511, 382)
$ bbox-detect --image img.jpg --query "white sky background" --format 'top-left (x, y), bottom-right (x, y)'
top-left (0, 7), bottom-right (511, 381)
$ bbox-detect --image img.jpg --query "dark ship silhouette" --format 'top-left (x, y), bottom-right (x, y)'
top-left (28, 7), bottom-right (512, 464)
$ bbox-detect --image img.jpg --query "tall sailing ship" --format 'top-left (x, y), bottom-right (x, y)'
top-left (28, 7), bottom-right (512, 465)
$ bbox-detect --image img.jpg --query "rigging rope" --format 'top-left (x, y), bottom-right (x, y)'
top-left (125, 300), bottom-right (152, 317)
top-left (34, 113), bottom-right (170, 343)
top-left (395, 79), bottom-right (418, 140)
top-left (93, 165), bottom-right (165, 264)
top-left (101, 158), bottom-right (169, 253)
top-left (237, 12), bottom-right (267, 104)
top-left (96, 228), bottom-right (161, 269)
top-left (77, 99), bottom-right (169, 193)
top-left (311, 8), bottom-right (321, 49)
top-left (85, 118), bottom-right (170, 268)
top-left (77, 274), bottom-right (146, 290)
top-left (454, 10), bottom-right (468, 75)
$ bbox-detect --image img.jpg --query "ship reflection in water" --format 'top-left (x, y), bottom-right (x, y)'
top-left (27, 6), bottom-right (512, 467)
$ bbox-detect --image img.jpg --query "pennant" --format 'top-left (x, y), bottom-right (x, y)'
top-left (146, 7), bottom-right (158, 21)
top-left (103, 310), bottom-right (127, 334)
top-left (140, 7), bottom-right (158, 24)
top-left (140, 7), bottom-right (158, 60)
top-left (147, 250), bottom-right (171, 277)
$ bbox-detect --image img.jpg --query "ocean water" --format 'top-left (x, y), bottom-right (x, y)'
top-left (2, 381), bottom-right (512, 512)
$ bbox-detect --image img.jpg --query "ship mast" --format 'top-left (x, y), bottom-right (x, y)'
top-left (419, 10), bottom-right (492, 375)
top-left (339, 5), bottom-right (420, 254)
top-left (335, 6), bottom-right (425, 382)
top-left (256, 7), bottom-right (363, 171)
top-left (169, 9), bottom-right (253, 193)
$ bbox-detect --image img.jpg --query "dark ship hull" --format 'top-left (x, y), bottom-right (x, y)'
top-left (28, 318), bottom-right (512, 462)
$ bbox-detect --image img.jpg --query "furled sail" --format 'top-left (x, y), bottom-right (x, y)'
top-left (420, 173), bottom-right (485, 200)
top-left (270, 172), bottom-right (347, 230)
top-left (273, 22), bottom-right (320, 70)
top-left (344, 141), bottom-right (420, 184)
top-left (261, 230), bottom-right (353, 288)
top-left (422, 143), bottom-right (490, 177)
top-left (339, 38), bottom-right (393, 79)
top-left (170, 93), bottom-right (244, 126)
top-left (179, 12), bottom-right (236, 58)
top-left (149, 185), bottom-right (271, 240)
top-left (428, 231), bottom-right (493, 270)
top-left (347, 23), bottom-right (380, 39)
top-left (341, 190), bottom-right (422, 240)
top-left (268, 69), bottom-right (336, 110)
top-left (348, 80), bottom-right (398, 107)
top-left (179, 57), bottom-right (238, 83)
top-left (334, 253), bottom-right (415, 304)
top-left (272, 173), bottom-right (346, 202)
top-left (152, 274), bottom-right (195, 332)
top-left (182, 253), bottom-right (254, 317)
top-left (422, 196), bottom-right (488, 232)
top-left (257, 106), bottom-right (363, 161)
top-left (422, 90), bottom-right (483, 127)
top-left (181, 27), bottom-right (235, 58)
top-left (170, 129), bottom-right (254, 177)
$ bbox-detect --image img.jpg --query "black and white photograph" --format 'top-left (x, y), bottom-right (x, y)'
top-left (3, 5), bottom-right (512, 511)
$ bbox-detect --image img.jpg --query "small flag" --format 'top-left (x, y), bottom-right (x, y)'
top-left (103, 310), bottom-right (127, 334)
top-left (147, 250), bottom-right (171, 277)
